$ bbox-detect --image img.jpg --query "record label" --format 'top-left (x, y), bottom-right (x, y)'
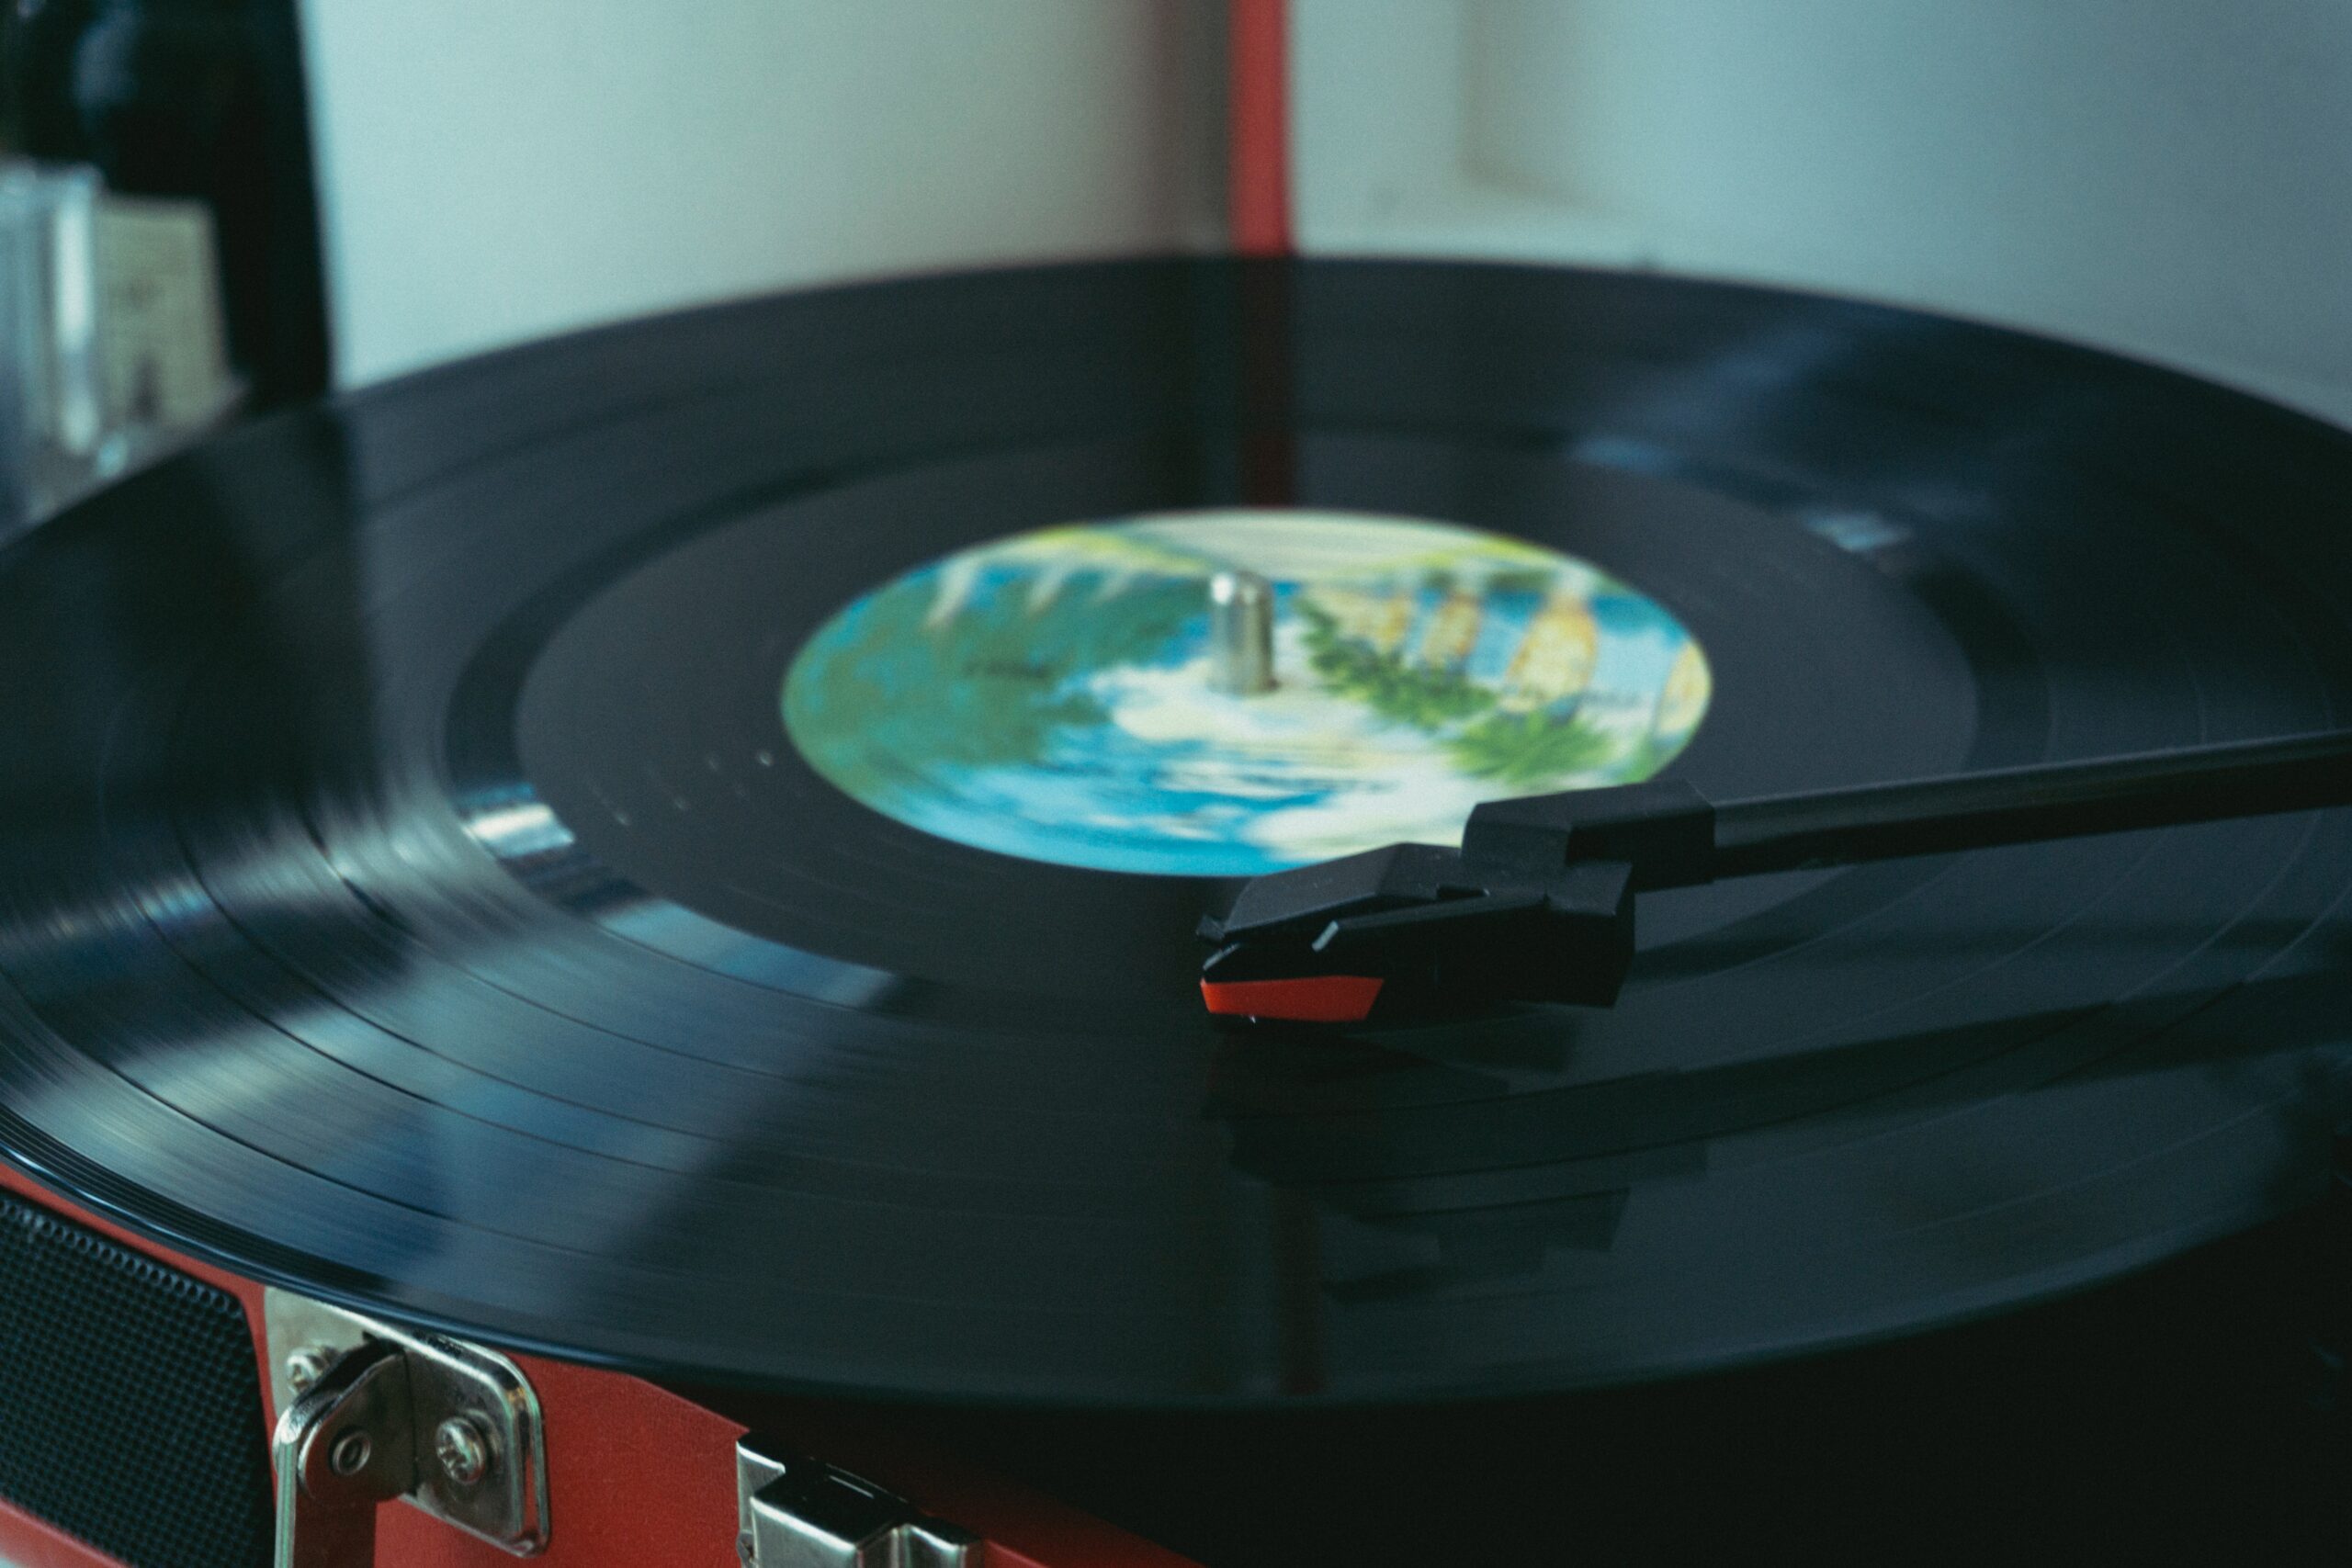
top-left (781, 509), bottom-right (1711, 874)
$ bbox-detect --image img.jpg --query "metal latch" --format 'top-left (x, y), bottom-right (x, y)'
top-left (736, 1436), bottom-right (976, 1568)
top-left (266, 1287), bottom-right (549, 1567)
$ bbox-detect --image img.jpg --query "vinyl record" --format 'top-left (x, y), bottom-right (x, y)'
top-left (2, 258), bottom-right (2349, 1404)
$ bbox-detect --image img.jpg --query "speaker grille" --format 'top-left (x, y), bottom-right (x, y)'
top-left (0, 1191), bottom-right (273, 1567)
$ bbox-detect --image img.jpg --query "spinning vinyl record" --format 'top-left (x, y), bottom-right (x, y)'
top-left (1, 258), bottom-right (2349, 1404)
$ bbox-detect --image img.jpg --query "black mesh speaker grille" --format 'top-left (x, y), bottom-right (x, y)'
top-left (0, 1190), bottom-right (273, 1567)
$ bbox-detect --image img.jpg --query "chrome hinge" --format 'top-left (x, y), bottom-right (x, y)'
top-left (266, 1287), bottom-right (550, 1567)
top-left (736, 1436), bottom-right (977, 1568)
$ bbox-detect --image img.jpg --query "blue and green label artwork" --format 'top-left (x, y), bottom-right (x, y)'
top-left (783, 510), bottom-right (1710, 875)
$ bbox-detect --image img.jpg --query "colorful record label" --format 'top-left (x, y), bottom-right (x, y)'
top-left (782, 510), bottom-right (1711, 875)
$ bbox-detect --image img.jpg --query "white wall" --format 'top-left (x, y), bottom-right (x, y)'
top-left (300, 1), bottom-right (1223, 388)
top-left (1296, 0), bottom-right (2352, 428)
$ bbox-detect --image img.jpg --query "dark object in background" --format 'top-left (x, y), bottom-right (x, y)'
top-left (0, 0), bottom-right (96, 157)
top-left (4, 0), bottom-right (328, 404)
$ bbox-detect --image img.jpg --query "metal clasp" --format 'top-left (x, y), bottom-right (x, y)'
top-left (736, 1436), bottom-right (975, 1568)
top-left (266, 1288), bottom-right (549, 1566)
top-left (272, 1339), bottom-right (412, 1568)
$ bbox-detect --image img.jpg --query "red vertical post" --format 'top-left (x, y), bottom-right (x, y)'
top-left (1229, 0), bottom-right (1293, 256)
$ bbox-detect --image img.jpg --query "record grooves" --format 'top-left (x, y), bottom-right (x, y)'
top-left (1, 258), bottom-right (2350, 1405)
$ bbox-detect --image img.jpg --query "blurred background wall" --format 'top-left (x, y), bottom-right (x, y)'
top-left (299, 0), bottom-right (2352, 423)
top-left (299, 0), bottom-right (1226, 388)
top-left (1297, 0), bottom-right (2352, 427)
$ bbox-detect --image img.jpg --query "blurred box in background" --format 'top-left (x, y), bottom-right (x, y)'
top-left (0, 157), bottom-right (236, 536)
top-left (0, 0), bottom-right (326, 536)
top-left (0, 161), bottom-right (107, 534)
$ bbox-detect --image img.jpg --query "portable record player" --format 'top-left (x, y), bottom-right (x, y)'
top-left (6, 5), bottom-right (2352, 1565)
